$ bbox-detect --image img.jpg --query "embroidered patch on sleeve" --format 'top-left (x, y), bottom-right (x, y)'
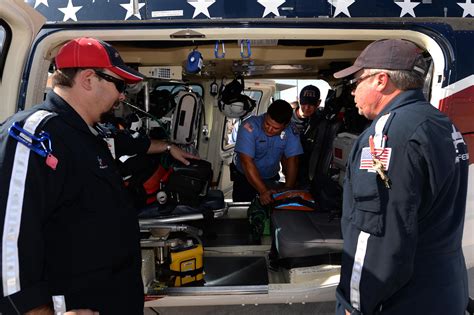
top-left (243, 122), bottom-right (253, 133)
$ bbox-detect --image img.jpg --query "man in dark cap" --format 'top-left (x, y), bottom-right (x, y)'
top-left (292, 85), bottom-right (321, 133)
top-left (289, 85), bottom-right (322, 186)
top-left (334, 39), bottom-right (469, 315)
top-left (0, 37), bottom-right (146, 314)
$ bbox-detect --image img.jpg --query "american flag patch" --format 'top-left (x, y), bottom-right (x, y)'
top-left (360, 147), bottom-right (392, 171)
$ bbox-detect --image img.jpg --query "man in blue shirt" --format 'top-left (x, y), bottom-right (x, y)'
top-left (232, 100), bottom-right (303, 205)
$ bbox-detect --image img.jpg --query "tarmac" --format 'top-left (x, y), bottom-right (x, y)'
top-left (145, 267), bottom-right (474, 315)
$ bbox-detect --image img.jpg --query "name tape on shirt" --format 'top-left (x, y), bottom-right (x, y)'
top-left (360, 147), bottom-right (392, 171)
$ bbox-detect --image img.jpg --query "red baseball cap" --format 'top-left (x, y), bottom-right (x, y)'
top-left (333, 39), bottom-right (427, 79)
top-left (55, 37), bottom-right (144, 84)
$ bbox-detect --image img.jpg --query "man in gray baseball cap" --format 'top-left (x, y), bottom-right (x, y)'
top-left (334, 38), bottom-right (427, 80)
top-left (335, 39), bottom-right (469, 315)
top-left (334, 38), bottom-right (428, 120)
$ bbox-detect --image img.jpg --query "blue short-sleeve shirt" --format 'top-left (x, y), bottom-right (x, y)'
top-left (234, 114), bottom-right (303, 179)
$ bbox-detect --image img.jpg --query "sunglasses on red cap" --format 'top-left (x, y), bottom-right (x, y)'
top-left (94, 70), bottom-right (127, 93)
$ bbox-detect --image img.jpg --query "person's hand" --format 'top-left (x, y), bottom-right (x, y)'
top-left (258, 189), bottom-right (275, 205)
top-left (345, 310), bottom-right (351, 315)
top-left (65, 310), bottom-right (99, 315)
top-left (169, 145), bottom-right (200, 165)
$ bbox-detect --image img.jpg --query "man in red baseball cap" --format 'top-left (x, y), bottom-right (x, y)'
top-left (334, 39), bottom-right (469, 315)
top-left (55, 37), bottom-right (144, 84)
top-left (0, 38), bottom-right (146, 314)
top-left (52, 37), bottom-right (145, 126)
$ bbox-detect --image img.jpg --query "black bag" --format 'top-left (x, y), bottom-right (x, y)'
top-left (220, 75), bottom-right (244, 104)
top-left (165, 160), bottom-right (212, 206)
top-left (148, 89), bottom-right (174, 119)
top-left (218, 76), bottom-right (255, 118)
top-left (218, 94), bottom-right (256, 119)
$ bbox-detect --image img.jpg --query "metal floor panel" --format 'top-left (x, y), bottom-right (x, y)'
top-left (198, 218), bottom-right (257, 247)
top-left (204, 256), bottom-right (269, 287)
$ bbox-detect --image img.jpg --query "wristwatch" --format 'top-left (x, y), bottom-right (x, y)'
top-left (166, 143), bottom-right (172, 152)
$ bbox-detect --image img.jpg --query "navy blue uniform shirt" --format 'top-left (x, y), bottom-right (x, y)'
top-left (0, 91), bottom-right (144, 314)
top-left (336, 90), bottom-right (469, 315)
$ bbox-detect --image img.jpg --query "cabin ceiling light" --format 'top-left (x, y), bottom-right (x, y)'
top-left (268, 65), bottom-right (305, 70)
top-left (170, 29), bottom-right (205, 38)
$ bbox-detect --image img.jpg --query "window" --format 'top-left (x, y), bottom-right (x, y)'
top-left (223, 117), bottom-right (240, 148)
top-left (0, 21), bottom-right (12, 79)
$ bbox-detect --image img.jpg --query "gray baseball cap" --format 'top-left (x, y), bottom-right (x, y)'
top-left (333, 39), bottom-right (427, 79)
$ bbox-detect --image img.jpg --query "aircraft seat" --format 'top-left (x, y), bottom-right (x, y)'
top-left (271, 210), bottom-right (342, 260)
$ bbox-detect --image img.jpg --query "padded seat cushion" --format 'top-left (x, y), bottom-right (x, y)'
top-left (272, 210), bottom-right (343, 259)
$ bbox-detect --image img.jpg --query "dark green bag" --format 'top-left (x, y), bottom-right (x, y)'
top-left (247, 197), bottom-right (271, 242)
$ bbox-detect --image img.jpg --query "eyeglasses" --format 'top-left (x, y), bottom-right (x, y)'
top-left (348, 72), bottom-right (387, 90)
top-left (94, 70), bottom-right (127, 93)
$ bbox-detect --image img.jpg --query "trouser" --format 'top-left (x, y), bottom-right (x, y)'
top-left (335, 251), bottom-right (469, 315)
top-left (230, 163), bottom-right (279, 202)
top-left (297, 155), bottom-right (310, 188)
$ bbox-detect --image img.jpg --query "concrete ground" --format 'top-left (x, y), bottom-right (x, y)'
top-left (145, 267), bottom-right (474, 315)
